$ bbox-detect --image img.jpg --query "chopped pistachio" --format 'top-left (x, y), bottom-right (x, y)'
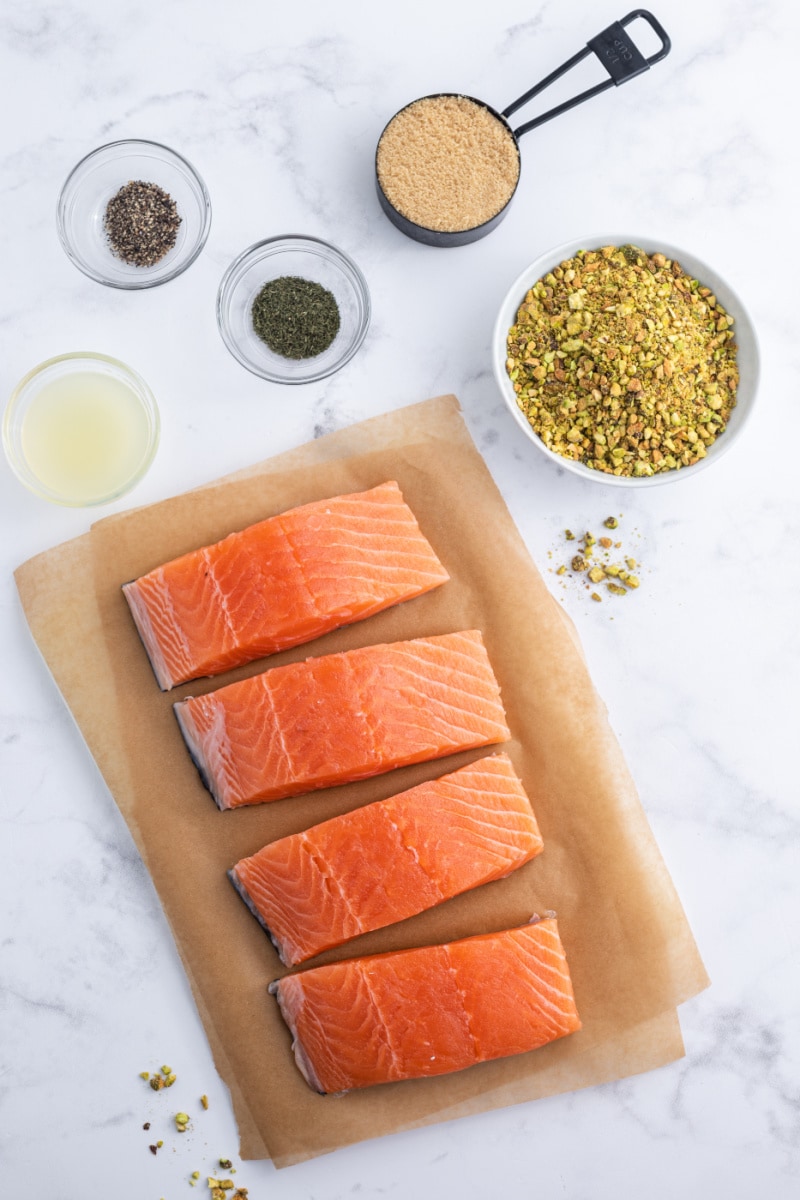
top-left (624, 574), bottom-right (640, 588)
top-left (157, 1140), bottom-right (164, 1148)
top-left (564, 529), bottom-right (575, 540)
top-left (607, 583), bottom-right (627, 596)
top-left (139, 1071), bottom-right (150, 1081)
top-left (590, 592), bottom-right (602, 602)
top-left (506, 247), bottom-right (738, 476)
top-left (161, 1065), bottom-right (172, 1075)
top-left (219, 1160), bottom-right (233, 1170)
top-left (588, 566), bottom-right (606, 583)
top-left (191, 1172), bottom-right (201, 1180)
top-left (599, 536), bottom-right (612, 549)
top-left (571, 555), bottom-right (586, 573)
top-left (200, 1094), bottom-right (209, 1110)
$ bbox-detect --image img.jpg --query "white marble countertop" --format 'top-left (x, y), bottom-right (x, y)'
top-left (2, 0), bottom-right (798, 1195)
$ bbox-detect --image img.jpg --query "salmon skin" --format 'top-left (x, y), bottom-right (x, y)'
top-left (229, 754), bottom-right (542, 965)
top-left (174, 630), bottom-right (510, 810)
top-left (122, 481), bottom-right (449, 691)
top-left (270, 917), bottom-right (581, 1093)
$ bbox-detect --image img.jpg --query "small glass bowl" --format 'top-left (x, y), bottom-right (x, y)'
top-left (492, 234), bottom-right (759, 487)
top-left (3, 352), bottom-right (160, 506)
top-left (216, 235), bottom-right (371, 384)
top-left (57, 139), bottom-right (212, 289)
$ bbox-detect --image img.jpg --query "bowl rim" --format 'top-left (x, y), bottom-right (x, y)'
top-left (215, 234), bottom-right (372, 384)
top-left (56, 138), bottom-right (212, 290)
top-left (492, 232), bottom-right (760, 487)
top-left (3, 350), bottom-right (161, 506)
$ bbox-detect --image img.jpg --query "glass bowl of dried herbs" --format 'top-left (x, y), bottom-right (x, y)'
top-left (492, 236), bottom-right (759, 486)
top-left (57, 139), bottom-right (212, 289)
top-left (216, 236), bottom-right (371, 384)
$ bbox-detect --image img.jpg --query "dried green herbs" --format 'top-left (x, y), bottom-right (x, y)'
top-left (505, 245), bottom-right (739, 477)
top-left (104, 180), bottom-right (181, 266)
top-left (251, 276), bottom-right (340, 359)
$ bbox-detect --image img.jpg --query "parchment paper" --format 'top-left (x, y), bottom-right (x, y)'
top-left (15, 395), bottom-right (709, 1167)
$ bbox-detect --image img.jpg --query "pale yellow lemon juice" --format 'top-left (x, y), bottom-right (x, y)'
top-left (3, 353), bottom-right (159, 505)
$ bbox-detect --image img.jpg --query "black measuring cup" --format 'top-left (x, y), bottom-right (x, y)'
top-left (375, 10), bottom-right (671, 247)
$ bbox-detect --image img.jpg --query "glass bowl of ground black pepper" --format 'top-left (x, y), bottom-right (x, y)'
top-left (57, 139), bottom-right (212, 289)
top-left (216, 235), bottom-right (371, 384)
top-left (492, 235), bottom-right (760, 487)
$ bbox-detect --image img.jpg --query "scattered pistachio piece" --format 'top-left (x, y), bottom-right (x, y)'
top-left (590, 592), bottom-right (602, 602)
top-left (607, 583), bottom-right (627, 596)
top-left (201, 1094), bottom-right (209, 1110)
top-left (161, 1065), bottom-right (172, 1075)
top-left (565, 529), bottom-right (575, 540)
top-left (219, 1160), bottom-right (233, 1170)
top-left (571, 555), bottom-right (586, 572)
top-left (588, 566), bottom-right (606, 583)
top-left (139, 1071), bottom-right (150, 1081)
top-left (157, 1140), bottom-right (164, 1148)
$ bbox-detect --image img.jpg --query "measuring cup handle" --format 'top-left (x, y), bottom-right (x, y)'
top-left (503, 10), bottom-right (671, 140)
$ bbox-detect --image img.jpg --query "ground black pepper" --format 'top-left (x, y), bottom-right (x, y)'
top-left (251, 276), bottom-right (340, 359)
top-left (104, 180), bottom-right (181, 267)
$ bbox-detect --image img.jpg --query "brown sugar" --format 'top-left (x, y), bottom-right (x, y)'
top-left (376, 95), bottom-right (520, 233)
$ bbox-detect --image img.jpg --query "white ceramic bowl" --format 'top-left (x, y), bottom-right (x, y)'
top-left (492, 234), bottom-right (760, 486)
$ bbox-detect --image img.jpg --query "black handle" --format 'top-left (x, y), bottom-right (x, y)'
top-left (502, 10), bottom-right (671, 140)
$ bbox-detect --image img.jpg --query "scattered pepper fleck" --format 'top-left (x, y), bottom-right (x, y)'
top-left (149, 1145), bottom-right (158, 1156)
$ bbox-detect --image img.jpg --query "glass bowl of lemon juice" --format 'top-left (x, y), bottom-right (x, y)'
top-left (3, 352), bottom-right (160, 506)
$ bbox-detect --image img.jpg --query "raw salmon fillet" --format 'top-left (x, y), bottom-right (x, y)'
top-left (174, 630), bottom-right (510, 809)
top-left (122, 482), bottom-right (449, 690)
top-left (230, 754), bottom-right (542, 965)
top-left (270, 917), bottom-right (581, 1092)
